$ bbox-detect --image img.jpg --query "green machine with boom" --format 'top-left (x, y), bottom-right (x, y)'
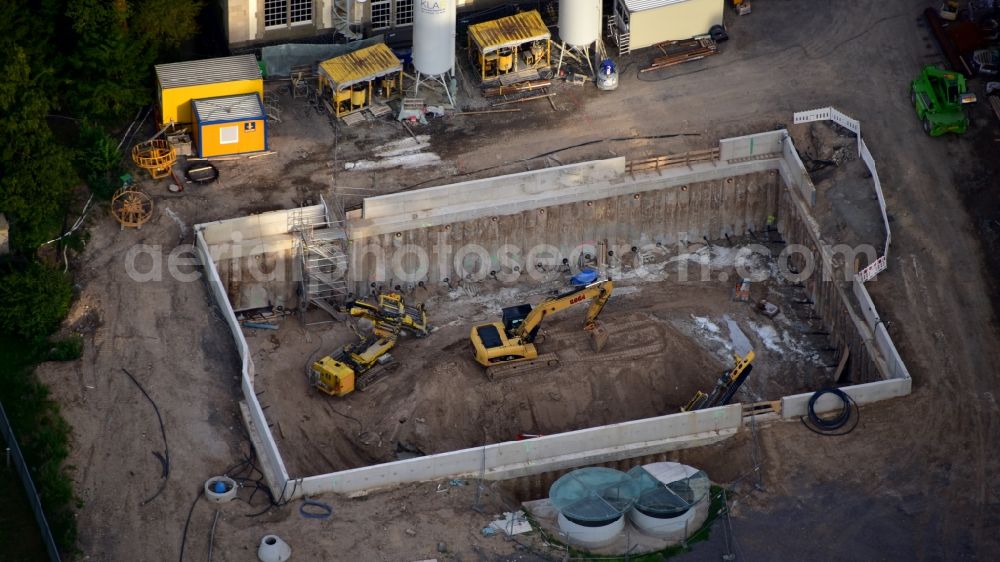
top-left (910, 65), bottom-right (977, 136)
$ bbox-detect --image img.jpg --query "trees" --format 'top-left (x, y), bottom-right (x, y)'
top-left (0, 49), bottom-right (77, 252)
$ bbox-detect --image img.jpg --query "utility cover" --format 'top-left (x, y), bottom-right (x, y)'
top-left (549, 467), bottom-right (639, 524)
top-left (627, 462), bottom-right (710, 518)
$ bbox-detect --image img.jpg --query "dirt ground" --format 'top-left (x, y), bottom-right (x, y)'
top-left (251, 246), bottom-right (834, 477)
top-left (33, 1), bottom-right (1000, 560)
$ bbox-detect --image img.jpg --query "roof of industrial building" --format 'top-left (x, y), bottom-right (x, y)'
top-left (622, 0), bottom-right (695, 12)
top-left (318, 43), bottom-right (402, 90)
top-left (192, 93), bottom-right (265, 123)
top-left (156, 54), bottom-right (262, 89)
top-left (468, 10), bottom-right (551, 53)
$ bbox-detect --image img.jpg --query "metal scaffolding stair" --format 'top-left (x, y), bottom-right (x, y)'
top-left (607, 17), bottom-right (630, 56)
top-left (288, 195), bottom-right (349, 320)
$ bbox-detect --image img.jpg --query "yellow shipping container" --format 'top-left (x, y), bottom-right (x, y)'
top-left (155, 54), bottom-right (263, 126)
top-left (192, 94), bottom-right (268, 158)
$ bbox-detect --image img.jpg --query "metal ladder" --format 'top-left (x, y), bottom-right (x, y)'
top-left (607, 16), bottom-right (630, 56)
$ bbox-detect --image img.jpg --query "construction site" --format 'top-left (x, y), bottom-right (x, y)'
top-left (26, 0), bottom-right (1000, 561)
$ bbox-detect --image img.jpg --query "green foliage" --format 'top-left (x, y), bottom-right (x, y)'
top-left (132, 0), bottom-right (205, 51)
top-left (0, 50), bottom-right (78, 251)
top-left (48, 335), bottom-right (84, 361)
top-left (65, 0), bottom-right (157, 123)
top-left (0, 336), bottom-right (78, 551)
top-left (0, 263), bottom-right (73, 340)
top-left (76, 124), bottom-right (123, 200)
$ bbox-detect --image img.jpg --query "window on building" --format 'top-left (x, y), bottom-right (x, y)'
top-left (290, 0), bottom-right (312, 25)
top-left (265, 0), bottom-right (313, 29)
top-left (371, 0), bottom-right (391, 30)
top-left (219, 126), bottom-right (239, 145)
top-left (395, 0), bottom-right (414, 27)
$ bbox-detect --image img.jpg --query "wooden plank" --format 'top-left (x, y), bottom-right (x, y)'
top-left (491, 93), bottom-right (555, 107)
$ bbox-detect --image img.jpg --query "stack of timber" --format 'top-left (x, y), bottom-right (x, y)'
top-left (640, 37), bottom-right (718, 73)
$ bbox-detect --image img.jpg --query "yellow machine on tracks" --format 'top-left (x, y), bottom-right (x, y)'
top-left (310, 293), bottom-right (429, 397)
top-left (683, 351), bottom-right (755, 411)
top-left (469, 279), bottom-right (613, 380)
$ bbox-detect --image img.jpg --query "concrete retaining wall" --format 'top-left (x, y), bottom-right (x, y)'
top-left (781, 378), bottom-right (912, 418)
top-left (295, 404), bottom-right (741, 497)
top-left (192, 126), bottom-right (912, 500)
top-left (195, 230), bottom-right (289, 497)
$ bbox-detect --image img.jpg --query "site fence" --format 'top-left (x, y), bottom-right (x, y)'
top-left (793, 107), bottom-right (890, 278)
top-left (0, 401), bottom-right (61, 562)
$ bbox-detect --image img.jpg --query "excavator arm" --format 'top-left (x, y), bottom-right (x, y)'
top-left (470, 279), bottom-right (614, 370)
top-left (514, 279), bottom-right (614, 342)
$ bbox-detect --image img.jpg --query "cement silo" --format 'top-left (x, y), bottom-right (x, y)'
top-left (556, 0), bottom-right (603, 75)
top-left (413, 0), bottom-right (457, 105)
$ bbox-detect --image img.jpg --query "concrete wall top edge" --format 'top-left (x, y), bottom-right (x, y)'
top-left (349, 158), bottom-right (783, 239)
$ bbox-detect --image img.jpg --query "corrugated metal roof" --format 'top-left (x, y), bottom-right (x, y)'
top-left (468, 10), bottom-right (551, 53)
top-left (623, 0), bottom-right (694, 12)
top-left (156, 54), bottom-right (261, 89)
top-left (318, 43), bottom-right (402, 90)
top-left (192, 93), bottom-right (265, 123)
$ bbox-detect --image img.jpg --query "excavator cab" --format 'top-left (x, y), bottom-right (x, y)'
top-left (470, 279), bottom-right (614, 373)
top-left (310, 355), bottom-right (357, 397)
top-left (502, 304), bottom-right (533, 334)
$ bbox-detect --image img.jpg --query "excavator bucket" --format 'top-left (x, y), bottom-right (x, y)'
top-left (590, 322), bottom-right (609, 352)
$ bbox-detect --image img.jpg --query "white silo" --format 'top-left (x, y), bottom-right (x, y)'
top-left (556, 0), bottom-right (603, 76)
top-left (413, 0), bottom-right (457, 105)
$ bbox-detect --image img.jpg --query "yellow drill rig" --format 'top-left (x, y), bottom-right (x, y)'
top-left (309, 293), bottom-right (429, 397)
top-left (683, 351), bottom-right (755, 411)
top-left (469, 279), bottom-right (613, 380)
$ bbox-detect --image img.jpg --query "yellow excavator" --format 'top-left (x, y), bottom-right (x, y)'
top-left (682, 351), bottom-right (755, 411)
top-left (470, 279), bottom-right (613, 380)
top-left (310, 293), bottom-right (429, 397)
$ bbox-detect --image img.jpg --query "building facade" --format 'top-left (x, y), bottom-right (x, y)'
top-left (223, 0), bottom-right (493, 49)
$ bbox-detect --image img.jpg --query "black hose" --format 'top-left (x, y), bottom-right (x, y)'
top-left (801, 387), bottom-right (860, 436)
top-left (122, 368), bottom-right (170, 505)
top-left (184, 162), bottom-right (219, 184)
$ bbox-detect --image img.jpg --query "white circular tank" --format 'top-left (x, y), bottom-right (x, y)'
top-left (559, 0), bottom-right (602, 47)
top-left (626, 462), bottom-right (711, 542)
top-left (413, 0), bottom-right (456, 76)
top-left (557, 512), bottom-right (626, 547)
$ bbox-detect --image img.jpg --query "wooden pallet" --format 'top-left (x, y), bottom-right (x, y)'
top-left (340, 111), bottom-right (367, 126)
top-left (367, 103), bottom-right (393, 118)
top-left (640, 37), bottom-right (718, 73)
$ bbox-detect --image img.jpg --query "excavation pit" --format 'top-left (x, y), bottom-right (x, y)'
top-left (195, 119), bottom-right (910, 499)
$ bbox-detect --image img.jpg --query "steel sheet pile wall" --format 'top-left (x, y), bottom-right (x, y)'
top-left (775, 190), bottom-right (883, 384)
top-left (350, 166), bottom-right (783, 294)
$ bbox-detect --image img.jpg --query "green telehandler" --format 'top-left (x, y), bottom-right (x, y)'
top-left (910, 65), bottom-right (977, 136)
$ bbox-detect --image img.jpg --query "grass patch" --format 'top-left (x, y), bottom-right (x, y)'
top-left (0, 439), bottom-right (48, 562)
top-left (0, 336), bottom-right (78, 553)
